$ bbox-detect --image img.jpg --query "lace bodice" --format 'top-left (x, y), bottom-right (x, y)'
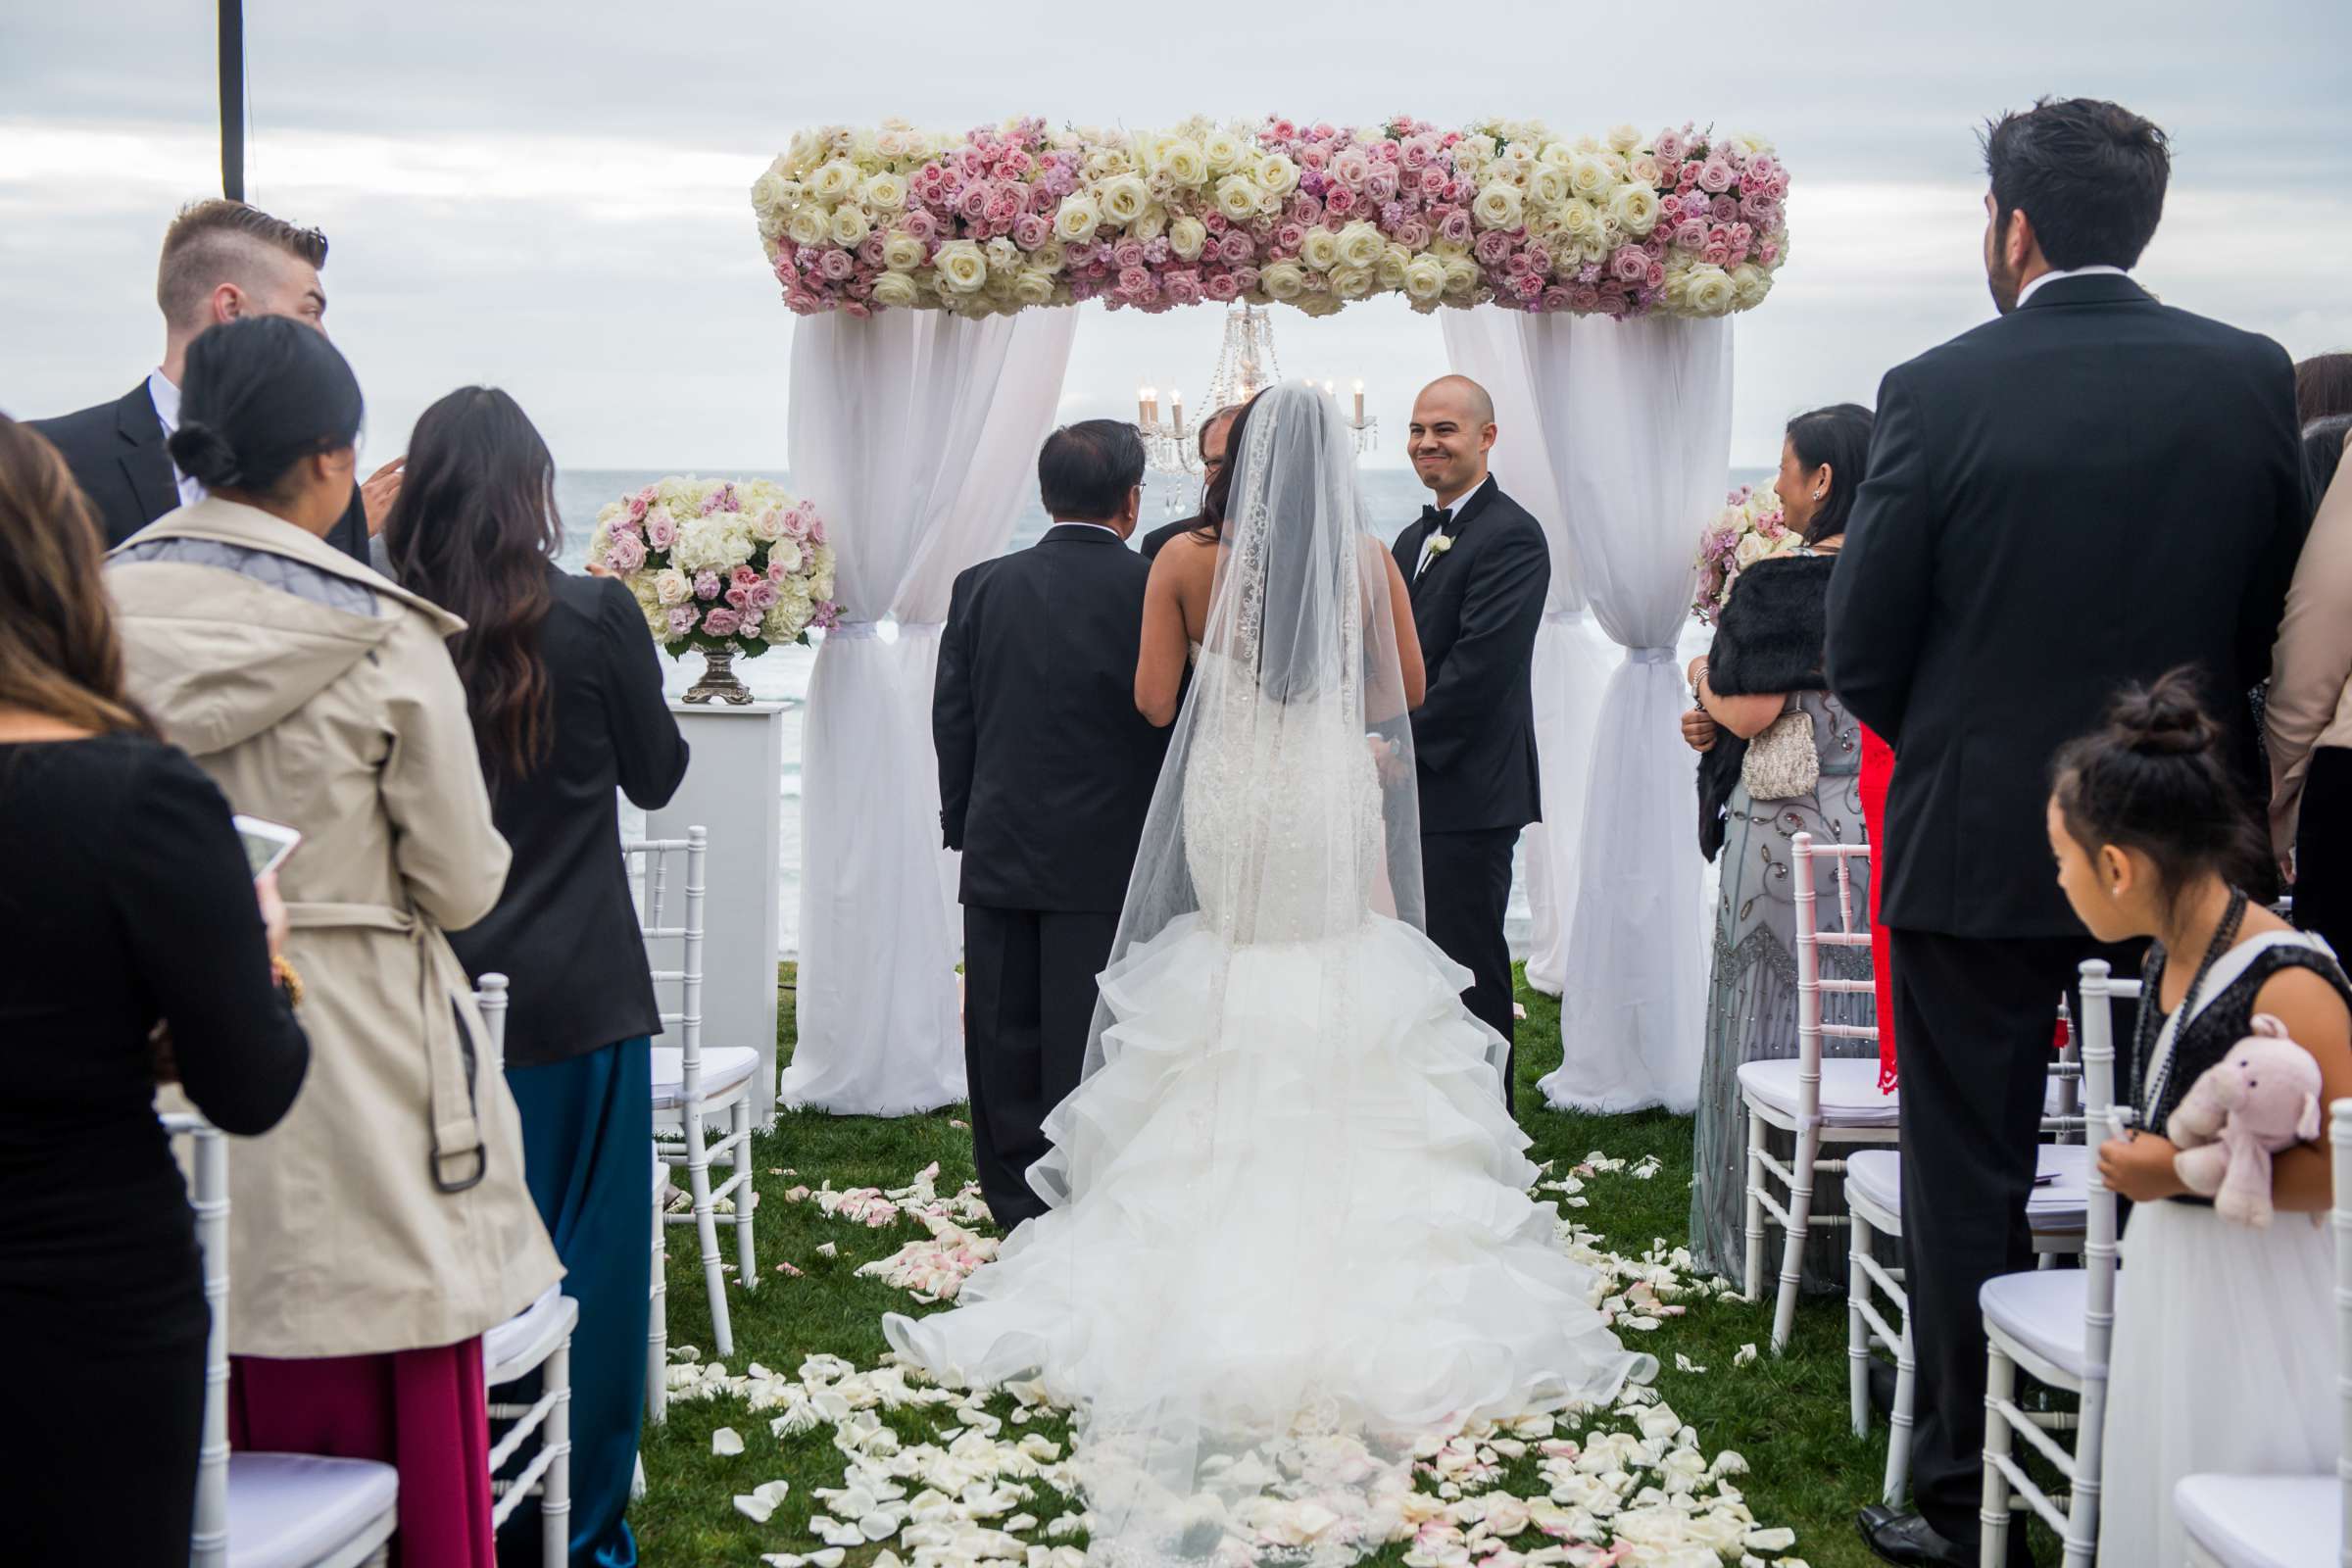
top-left (1180, 647), bottom-right (1382, 945)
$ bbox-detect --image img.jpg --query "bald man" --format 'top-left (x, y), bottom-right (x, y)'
top-left (1391, 375), bottom-right (1550, 1110)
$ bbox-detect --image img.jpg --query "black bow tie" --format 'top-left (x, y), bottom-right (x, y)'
top-left (1419, 505), bottom-right (1456, 533)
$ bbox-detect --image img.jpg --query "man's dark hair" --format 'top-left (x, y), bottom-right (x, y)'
top-left (1039, 419), bottom-right (1146, 520)
top-left (1981, 97), bottom-right (2170, 270)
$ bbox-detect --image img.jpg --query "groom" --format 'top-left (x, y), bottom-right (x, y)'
top-left (1393, 375), bottom-right (1550, 1109)
top-left (935, 420), bottom-right (1171, 1228)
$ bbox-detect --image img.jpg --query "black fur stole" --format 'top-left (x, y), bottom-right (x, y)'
top-left (1696, 554), bottom-right (1835, 861)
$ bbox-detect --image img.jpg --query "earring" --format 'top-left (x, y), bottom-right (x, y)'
top-left (1812, 489), bottom-right (1825, 501)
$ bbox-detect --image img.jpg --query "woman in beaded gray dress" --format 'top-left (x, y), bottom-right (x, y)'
top-left (1682, 405), bottom-right (1877, 1291)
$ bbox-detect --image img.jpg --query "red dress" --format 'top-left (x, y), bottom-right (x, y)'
top-left (1858, 725), bottom-right (1898, 1091)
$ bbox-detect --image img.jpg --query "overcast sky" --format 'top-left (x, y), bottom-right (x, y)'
top-left (3, 0), bottom-right (2346, 474)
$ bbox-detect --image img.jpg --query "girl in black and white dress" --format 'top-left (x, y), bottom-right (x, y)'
top-left (2044, 671), bottom-right (2352, 1565)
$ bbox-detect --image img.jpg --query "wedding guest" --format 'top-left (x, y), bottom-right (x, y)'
top-left (2268, 430), bottom-right (2352, 957)
top-left (2296, 350), bottom-right (2352, 425)
top-left (2045, 674), bottom-right (2352, 1566)
top-left (1139, 403), bottom-right (1244, 561)
top-left (384, 386), bottom-right (688, 1568)
top-left (0, 414), bottom-right (309, 1568)
top-left (1682, 404), bottom-right (1876, 1293)
top-left (108, 318), bottom-right (558, 1568)
top-left (31, 198), bottom-right (401, 560)
top-left (1827, 97), bottom-right (2307, 1567)
top-left (1392, 375), bottom-right (1549, 1108)
top-left (936, 419), bottom-right (1171, 1227)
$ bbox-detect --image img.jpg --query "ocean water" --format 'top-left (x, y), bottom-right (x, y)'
top-left (559, 465), bottom-right (1769, 958)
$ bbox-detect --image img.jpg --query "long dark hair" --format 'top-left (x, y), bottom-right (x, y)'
top-left (1787, 403), bottom-right (1874, 545)
top-left (380, 388), bottom-right (561, 790)
top-left (2051, 669), bottom-right (2267, 912)
top-left (1192, 392), bottom-right (1261, 543)
top-left (2296, 352), bottom-right (2352, 426)
top-left (0, 416), bottom-right (154, 737)
top-left (169, 317), bottom-right (363, 501)
top-left (2303, 414), bottom-right (2351, 514)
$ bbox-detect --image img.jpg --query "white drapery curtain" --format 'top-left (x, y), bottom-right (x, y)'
top-left (1522, 313), bottom-right (1733, 1114)
top-left (781, 307), bottom-right (1079, 1115)
top-left (1438, 311), bottom-right (1613, 998)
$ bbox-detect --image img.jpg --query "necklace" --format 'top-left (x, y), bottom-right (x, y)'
top-left (2132, 885), bottom-right (2249, 1125)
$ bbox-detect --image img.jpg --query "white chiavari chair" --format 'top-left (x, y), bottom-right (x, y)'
top-left (1740, 833), bottom-right (1896, 1352)
top-left (648, 1148), bottom-right (668, 1427)
top-left (1975, 958), bottom-right (2133, 1567)
top-left (2174, 1097), bottom-right (2352, 1568)
top-left (173, 1113), bottom-right (399, 1568)
top-left (472, 974), bottom-right (576, 1568)
top-left (628, 827), bottom-right (758, 1357)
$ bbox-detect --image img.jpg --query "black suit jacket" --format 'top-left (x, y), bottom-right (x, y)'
top-left (444, 569), bottom-right (690, 1067)
top-left (1140, 514), bottom-right (1203, 561)
top-left (1826, 273), bottom-right (2306, 939)
top-left (936, 523), bottom-right (1170, 912)
top-left (1391, 476), bottom-right (1550, 833)
top-left (33, 382), bottom-right (371, 562)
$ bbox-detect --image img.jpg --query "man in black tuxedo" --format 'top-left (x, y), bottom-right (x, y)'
top-left (1391, 375), bottom-right (1549, 1111)
top-left (32, 199), bottom-right (397, 561)
top-left (1138, 403), bottom-right (1243, 561)
top-left (935, 420), bottom-right (1171, 1228)
top-left (1828, 99), bottom-right (2306, 1568)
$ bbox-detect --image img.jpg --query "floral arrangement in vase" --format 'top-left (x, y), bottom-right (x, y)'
top-left (1691, 484), bottom-right (1800, 625)
top-left (752, 115), bottom-right (1788, 321)
top-left (587, 476), bottom-right (841, 704)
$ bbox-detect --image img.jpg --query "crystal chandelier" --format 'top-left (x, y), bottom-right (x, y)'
top-left (1137, 304), bottom-right (1376, 486)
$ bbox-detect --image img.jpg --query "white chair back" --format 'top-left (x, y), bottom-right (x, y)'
top-left (475, 972), bottom-right (510, 1074)
top-left (1794, 833), bottom-right (1880, 1072)
top-left (624, 829), bottom-right (708, 1084)
top-left (165, 1112), bottom-right (231, 1568)
top-left (2065, 957), bottom-right (2137, 1558)
top-left (2335, 1099), bottom-right (2352, 1565)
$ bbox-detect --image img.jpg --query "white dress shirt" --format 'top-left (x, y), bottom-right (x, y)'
top-left (2015, 264), bottom-right (2127, 309)
top-left (146, 368), bottom-right (207, 509)
top-left (1048, 519), bottom-right (1124, 540)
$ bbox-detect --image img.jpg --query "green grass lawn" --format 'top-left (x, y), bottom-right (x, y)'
top-left (630, 965), bottom-right (1893, 1566)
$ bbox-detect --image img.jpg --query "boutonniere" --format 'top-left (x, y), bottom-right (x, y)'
top-left (1426, 534), bottom-right (1454, 558)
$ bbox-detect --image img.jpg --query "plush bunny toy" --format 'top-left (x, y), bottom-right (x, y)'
top-left (2166, 1013), bottom-right (2326, 1228)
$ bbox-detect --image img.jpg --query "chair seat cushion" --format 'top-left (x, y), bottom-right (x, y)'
top-left (226, 1452), bottom-right (398, 1568)
top-left (1736, 1056), bottom-right (1899, 1128)
top-left (2175, 1473), bottom-right (2339, 1568)
top-left (1845, 1147), bottom-right (2089, 1235)
top-left (1979, 1268), bottom-right (2097, 1379)
top-left (651, 1046), bottom-right (760, 1109)
top-left (483, 1286), bottom-right (575, 1387)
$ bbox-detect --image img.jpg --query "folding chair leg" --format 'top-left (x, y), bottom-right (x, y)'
top-left (688, 1114), bottom-right (733, 1358)
top-left (1848, 1212), bottom-right (1871, 1438)
top-left (542, 1334), bottom-right (572, 1568)
top-left (1772, 1119), bottom-right (1820, 1353)
top-left (730, 1098), bottom-right (757, 1292)
top-left (1979, 1344), bottom-right (2016, 1568)
top-left (1884, 1320), bottom-right (1917, 1508)
top-left (647, 1175), bottom-right (667, 1425)
top-left (1742, 1110), bottom-right (1767, 1303)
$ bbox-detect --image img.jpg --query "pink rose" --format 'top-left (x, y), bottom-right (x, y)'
top-left (1112, 238), bottom-right (1146, 270)
top-left (1679, 160), bottom-right (1704, 189)
top-left (956, 182), bottom-right (993, 222)
top-left (646, 514), bottom-right (679, 550)
top-left (1012, 213), bottom-right (1051, 250)
top-left (1512, 272), bottom-right (1544, 303)
top-left (766, 560), bottom-right (789, 583)
top-left (1399, 135), bottom-right (1433, 171)
top-left (817, 248), bottom-right (855, 281)
top-left (1655, 129), bottom-right (1686, 165)
top-left (1366, 168), bottom-right (1399, 203)
top-left (1610, 244), bottom-right (1648, 283)
top-left (1143, 236), bottom-right (1171, 266)
top-left (1473, 229), bottom-right (1512, 268)
top-left (1674, 219), bottom-right (1709, 251)
top-left (1268, 118), bottom-right (1297, 140)
top-left (703, 608), bottom-right (742, 638)
top-left (1760, 239), bottom-right (1782, 266)
top-left (1702, 241), bottom-right (1733, 267)
top-left (665, 605), bottom-right (699, 636)
top-left (1203, 271), bottom-right (1242, 302)
top-left (1569, 283), bottom-right (1601, 312)
top-left (693, 570), bottom-right (721, 602)
top-left (1523, 243), bottom-right (1551, 274)
top-left (1219, 229), bottom-right (1254, 264)
top-left (1117, 265), bottom-right (1152, 297)
top-left (725, 585), bottom-right (753, 611)
top-left (751, 580), bottom-right (779, 611)
top-left (1698, 159), bottom-right (1735, 194)
top-left (985, 185), bottom-right (1024, 228)
top-left (1647, 260), bottom-right (1666, 288)
top-left (1440, 209), bottom-right (1475, 246)
top-left (1541, 285), bottom-right (1574, 313)
top-left (995, 149), bottom-right (1036, 180)
top-left (782, 505), bottom-right (812, 540)
top-left (1163, 270), bottom-right (1202, 308)
top-left (902, 210), bottom-right (939, 241)
top-left (1324, 185), bottom-right (1357, 217)
top-left (1230, 265), bottom-right (1259, 291)
top-left (626, 492), bottom-right (651, 522)
top-left (1298, 144), bottom-right (1330, 172)
top-left (1418, 166), bottom-right (1448, 196)
top-left (1028, 180), bottom-right (1059, 215)
top-left (604, 533), bottom-right (647, 574)
top-left (1332, 149), bottom-right (1371, 185)
top-left (731, 564), bottom-right (760, 588)
top-left (1392, 218), bottom-right (1431, 250)
top-left (809, 517), bottom-right (826, 545)
top-left (1274, 221), bottom-right (1307, 253)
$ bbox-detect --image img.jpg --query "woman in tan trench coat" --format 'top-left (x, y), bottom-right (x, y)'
top-left (108, 318), bottom-right (560, 1568)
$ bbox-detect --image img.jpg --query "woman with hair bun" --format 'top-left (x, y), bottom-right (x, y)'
top-left (108, 316), bottom-right (559, 1568)
top-left (2046, 669), bottom-right (2352, 1565)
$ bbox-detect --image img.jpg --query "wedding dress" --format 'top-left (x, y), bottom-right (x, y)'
top-left (885, 385), bottom-right (1651, 1568)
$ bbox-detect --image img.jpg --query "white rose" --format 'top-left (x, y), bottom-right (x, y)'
top-left (871, 271), bottom-right (920, 309)
top-left (1375, 243), bottom-right (1412, 289)
top-left (1685, 264), bottom-right (1738, 317)
top-left (1607, 122), bottom-right (1642, 154)
top-left (785, 209), bottom-right (828, 248)
top-left (654, 568), bottom-right (691, 607)
top-left (1131, 204), bottom-right (1167, 242)
top-left (861, 172), bottom-right (908, 213)
top-left (1053, 193), bottom-right (1102, 244)
top-left (985, 235), bottom-right (1020, 274)
top-left (1159, 138), bottom-right (1207, 186)
top-left (1258, 260), bottom-right (1306, 300)
top-left (1731, 263), bottom-right (1772, 311)
top-left (1402, 256), bottom-right (1447, 303)
top-left (1337, 220), bottom-right (1384, 270)
top-left (934, 240), bottom-right (989, 294)
top-left (1330, 266), bottom-right (1374, 300)
top-left (881, 231), bottom-right (926, 272)
top-left (1442, 256), bottom-right (1481, 297)
top-left (1167, 215), bottom-right (1207, 261)
top-left (1011, 268), bottom-right (1057, 306)
top-left (1566, 152), bottom-right (1611, 199)
top-left (767, 538), bottom-right (806, 575)
top-left (1298, 227), bottom-right (1341, 271)
top-left (809, 159), bottom-right (859, 202)
top-left (1213, 174), bottom-right (1263, 222)
top-left (1031, 239), bottom-right (1067, 271)
top-left (1472, 182), bottom-right (1524, 230)
top-left (1629, 153), bottom-right (1663, 185)
top-left (1099, 174), bottom-right (1150, 225)
top-left (1733, 530), bottom-right (1773, 568)
top-left (1557, 197), bottom-right (1596, 237)
top-left (751, 171), bottom-right (790, 216)
top-left (1608, 183), bottom-right (1660, 237)
top-left (1202, 129), bottom-right (1246, 173)
top-left (830, 205), bottom-right (870, 247)
top-left (1256, 153), bottom-right (1299, 197)
top-left (1529, 164), bottom-right (1571, 209)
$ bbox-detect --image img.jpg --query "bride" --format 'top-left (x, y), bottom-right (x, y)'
top-left (886, 384), bottom-right (1652, 1567)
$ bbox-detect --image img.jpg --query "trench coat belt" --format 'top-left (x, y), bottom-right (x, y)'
top-left (284, 900), bottom-right (488, 1191)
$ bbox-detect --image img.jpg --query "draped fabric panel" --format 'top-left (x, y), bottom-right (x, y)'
top-left (781, 308), bottom-right (1080, 1114)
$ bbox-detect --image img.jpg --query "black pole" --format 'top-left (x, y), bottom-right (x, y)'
top-left (218, 0), bottom-right (245, 200)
